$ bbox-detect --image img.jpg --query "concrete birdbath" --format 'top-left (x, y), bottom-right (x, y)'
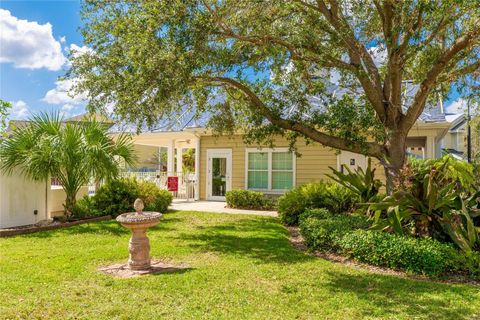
top-left (116, 199), bottom-right (162, 270)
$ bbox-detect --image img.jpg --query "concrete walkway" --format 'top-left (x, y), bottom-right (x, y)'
top-left (170, 200), bottom-right (278, 217)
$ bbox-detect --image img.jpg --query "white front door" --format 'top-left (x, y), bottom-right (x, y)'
top-left (206, 149), bottom-right (232, 201)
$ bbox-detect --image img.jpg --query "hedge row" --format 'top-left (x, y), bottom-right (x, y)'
top-left (226, 189), bottom-right (276, 210)
top-left (299, 208), bottom-right (479, 277)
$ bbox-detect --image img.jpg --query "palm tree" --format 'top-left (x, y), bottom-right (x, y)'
top-left (0, 113), bottom-right (136, 217)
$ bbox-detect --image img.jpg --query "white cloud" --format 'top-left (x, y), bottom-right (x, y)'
top-left (42, 78), bottom-right (88, 105)
top-left (60, 36), bottom-right (66, 43)
top-left (10, 100), bottom-right (30, 119)
top-left (42, 43), bottom-right (93, 106)
top-left (62, 104), bottom-right (74, 112)
top-left (64, 43), bottom-right (94, 68)
top-left (446, 98), bottom-right (467, 114)
top-left (59, 104), bottom-right (77, 118)
top-left (68, 43), bottom-right (93, 57)
top-left (0, 9), bottom-right (66, 71)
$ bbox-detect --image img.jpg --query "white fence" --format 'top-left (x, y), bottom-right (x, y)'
top-left (119, 171), bottom-right (196, 201)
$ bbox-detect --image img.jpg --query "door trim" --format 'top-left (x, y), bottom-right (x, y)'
top-left (206, 149), bottom-right (232, 201)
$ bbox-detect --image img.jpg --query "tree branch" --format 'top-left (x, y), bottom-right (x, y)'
top-left (441, 60), bottom-right (480, 83)
top-left (197, 76), bottom-right (385, 157)
top-left (209, 0), bottom-right (387, 122)
top-left (312, 0), bottom-right (387, 121)
top-left (402, 29), bottom-right (480, 130)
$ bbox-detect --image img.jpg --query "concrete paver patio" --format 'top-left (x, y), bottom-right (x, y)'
top-left (170, 200), bottom-right (277, 217)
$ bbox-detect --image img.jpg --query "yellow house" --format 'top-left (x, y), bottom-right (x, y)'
top-left (124, 120), bottom-right (451, 201)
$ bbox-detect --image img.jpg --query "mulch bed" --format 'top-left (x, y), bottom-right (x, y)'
top-left (0, 215), bottom-right (112, 237)
top-left (287, 226), bottom-right (480, 286)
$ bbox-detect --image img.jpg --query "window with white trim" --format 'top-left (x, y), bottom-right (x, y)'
top-left (246, 149), bottom-right (294, 191)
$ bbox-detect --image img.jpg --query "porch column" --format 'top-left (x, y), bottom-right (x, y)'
top-left (167, 139), bottom-right (175, 174)
top-left (426, 136), bottom-right (435, 159)
top-left (194, 137), bottom-right (200, 200)
top-left (176, 147), bottom-right (183, 174)
top-left (157, 146), bottom-right (162, 172)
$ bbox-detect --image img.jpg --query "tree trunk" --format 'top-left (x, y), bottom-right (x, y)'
top-left (383, 133), bottom-right (407, 194)
top-left (64, 192), bottom-right (77, 219)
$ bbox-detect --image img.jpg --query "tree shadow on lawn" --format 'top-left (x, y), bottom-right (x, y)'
top-left (180, 218), bottom-right (313, 264)
top-left (20, 217), bottom-right (183, 239)
top-left (322, 270), bottom-right (480, 319)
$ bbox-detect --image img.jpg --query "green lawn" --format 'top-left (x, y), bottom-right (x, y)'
top-left (1, 211), bottom-right (479, 320)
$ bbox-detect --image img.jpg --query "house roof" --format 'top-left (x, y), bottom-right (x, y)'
top-left (64, 112), bottom-right (114, 124)
top-left (446, 114), bottom-right (466, 132)
top-left (4, 112), bottom-right (114, 135)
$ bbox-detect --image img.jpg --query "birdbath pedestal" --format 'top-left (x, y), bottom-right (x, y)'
top-left (116, 199), bottom-right (162, 270)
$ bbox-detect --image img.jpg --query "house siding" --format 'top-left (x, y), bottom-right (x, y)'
top-left (199, 134), bottom-right (337, 200)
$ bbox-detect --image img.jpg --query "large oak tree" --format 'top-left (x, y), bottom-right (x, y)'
top-left (70, 0), bottom-right (480, 189)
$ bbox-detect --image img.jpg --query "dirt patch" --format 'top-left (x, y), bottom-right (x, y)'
top-left (287, 226), bottom-right (480, 286)
top-left (99, 260), bottom-right (189, 278)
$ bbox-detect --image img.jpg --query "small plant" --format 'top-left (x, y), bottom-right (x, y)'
top-left (225, 189), bottom-right (276, 210)
top-left (327, 158), bottom-right (382, 203)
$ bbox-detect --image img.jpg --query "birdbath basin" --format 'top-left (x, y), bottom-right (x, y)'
top-left (116, 199), bottom-right (162, 270)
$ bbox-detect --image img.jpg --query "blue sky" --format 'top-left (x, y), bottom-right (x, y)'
top-left (0, 1), bottom-right (467, 122)
top-left (0, 0), bottom-right (87, 120)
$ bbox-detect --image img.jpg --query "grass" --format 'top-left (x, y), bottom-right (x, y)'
top-left (0, 211), bottom-right (479, 320)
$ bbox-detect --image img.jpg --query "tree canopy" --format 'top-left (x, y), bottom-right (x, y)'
top-left (70, 0), bottom-right (480, 183)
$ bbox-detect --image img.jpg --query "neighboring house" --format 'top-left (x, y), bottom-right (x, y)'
top-left (441, 114), bottom-right (469, 160)
top-left (121, 114), bottom-right (458, 201)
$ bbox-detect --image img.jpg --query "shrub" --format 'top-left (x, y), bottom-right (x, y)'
top-left (299, 209), bottom-right (370, 250)
top-left (339, 230), bottom-right (460, 276)
top-left (278, 188), bottom-right (308, 225)
top-left (137, 180), bottom-right (162, 205)
top-left (303, 182), bottom-right (358, 213)
top-left (300, 208), bottom-right (333, 221)
top-left (92, 178), bottom-right (173, 217)
top-left (93, 178), bottom-right (139, 217)
top-left (278, 182), bottom-right (358, 225)
top-left (225, 189), bottom-right (276, 210)
top-left (145, 189), bottom-right (173, 213)
top-left (72, 195), bottom-right (101, 218)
